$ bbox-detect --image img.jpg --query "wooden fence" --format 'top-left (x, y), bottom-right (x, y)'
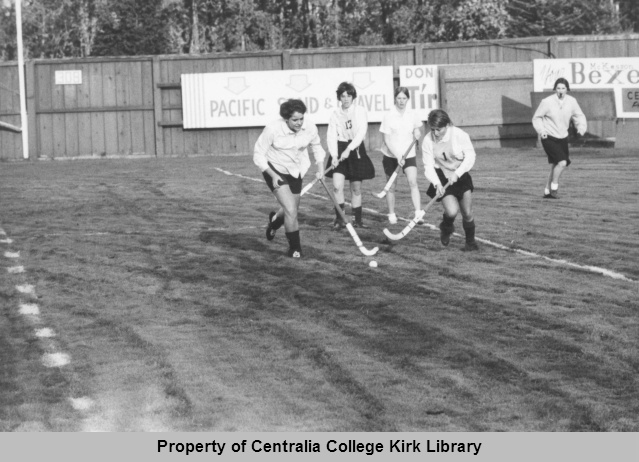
top-left (0, 34), bottom-right (638, 161)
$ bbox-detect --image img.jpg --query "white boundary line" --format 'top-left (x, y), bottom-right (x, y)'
top-left (1, 226), bottom-right (95, 413)
top-left (217, 167), bottom-right (637, 284)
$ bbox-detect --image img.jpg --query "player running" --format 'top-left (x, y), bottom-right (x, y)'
top-left (254, 99), bottom-right (326, 258)
top-left (422, 109), bottom-right (479, 251)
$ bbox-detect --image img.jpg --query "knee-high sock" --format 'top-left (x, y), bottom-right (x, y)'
top-left (441, 214), bottom-right (455, 233)
top-left (285, 230), bottom-right (301, 251)
top-left (353, 206), bottom-right (362, 223)
top-left (462, 219), bottom-right (476, 243)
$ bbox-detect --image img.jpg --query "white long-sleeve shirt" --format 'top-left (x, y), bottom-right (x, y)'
top-left (532, 93), bottom-right (587, 139)
top-left (421, 125), bottom-right (476, 186)
top-left (379, 107), bottom-right (423, 159)
top-left (326, 104), bottom-right (368, 160)
top-left (253, 118), bottom-right (326, 178)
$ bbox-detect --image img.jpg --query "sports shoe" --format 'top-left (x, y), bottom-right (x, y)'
top-left (266, 211), bottom-right (277, 240)
top-left (543, 193), bottom-right (553, 199)
top-left (414, 211), bottom-right (425, 225)
top-left (332, 217), bottom-right (346, 230)
top-left (352, 220), bottom-right (367, 229)
top-left (462, 240), bottom-right (479, 251)
top-left (388, 213), bottom-right (398, 225)
top-left (287, 248), bottom-right (302, 258)
top-left (550, 189), bottom-right (559, 199)
top-left (439, 221), bottom-right (454, 246)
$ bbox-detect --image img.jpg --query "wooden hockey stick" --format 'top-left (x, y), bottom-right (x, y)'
top-left (372, 139), bottom-right (418, 199)
top-left (319, 178), bottom-right (378, 256)
top-left (300, 156), bottom-right (348, 196)
top-left (383, 184), bottom-right (449, 241)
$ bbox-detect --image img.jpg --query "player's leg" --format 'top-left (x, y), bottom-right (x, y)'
top-left (332, 172), bottom-right (347, 229)
top-left (439, 195), bottom-right (459, 246)
top-left (350, 180), bottom-right (366, 227)
top-left (458, 190), bottom-right (478, 251)
top-left (550, 160), bottom-right (567, 198)
top-left (385, 176), bottom-right (399, 224)
top-left (274, 185), bottom-right (303, 257)
top-left (405, 165), bottom-right (423, 224)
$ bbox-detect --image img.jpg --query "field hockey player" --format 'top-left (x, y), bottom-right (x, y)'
top-left (379, 86), bottom-right (424, 225)
top-left (422, 109), bottom-right (479, 251)
top-left (325, 81), bottom-right (375, 229)
top-left (253, 99), bottom-right (326, 258)
top-left (532, 77), bottom-right (587, 199)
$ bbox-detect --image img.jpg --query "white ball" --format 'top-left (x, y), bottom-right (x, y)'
top-left (369, 260), bottom-right (378, 268)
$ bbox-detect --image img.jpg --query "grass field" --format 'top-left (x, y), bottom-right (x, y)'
top-left (0, 147), bottom-right (638, 432)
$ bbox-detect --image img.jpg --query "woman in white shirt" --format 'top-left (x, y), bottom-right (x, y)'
top-left (254, 99), bottom-right (326, 258)
top-left (325, 82), bottom-right (376, 229)
top-left (379, 87), bottom-right (424, 225)
top-left (532, 77), bottom-right (587, 199)
top-left (422, 109), bottom-right (478, 251)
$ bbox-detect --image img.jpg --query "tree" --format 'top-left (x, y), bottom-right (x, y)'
top-left (507, 0), bottom-right (622, 37)
top-left (618, 0), bottom-right (639, 32)
top-left (91, 0), bottom-right (170, 56)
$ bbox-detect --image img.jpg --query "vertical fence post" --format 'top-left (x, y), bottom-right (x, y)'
top-left (414, 44), bottom-right (424, 66)
top-left (549, 37), bottom-right (559, 59)
top-left (152, 56), bottom-right (164, 157)
top-left (282, 50), bottom-right (291, 70)
top-left (26, 60), bottom-right (37, 160)
top-left (439, 67), bottom-right (447, 112)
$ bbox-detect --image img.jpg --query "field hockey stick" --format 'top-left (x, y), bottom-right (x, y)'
top-left (383, 184), bottom-right (449, 241)
top-left (318, 178), bottom-right (379, 256)
top-left (372, 139), bottom-right (418, 199)
top-left (300, 156), bottom-right (346, 196)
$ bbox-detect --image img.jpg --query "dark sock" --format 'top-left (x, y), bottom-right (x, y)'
top-left (463, 219), bottom-right (476, 243)
top-left (272, 213), bottom-right (285, 230)
top-left (335, 203), bottom-right (345, 220)
top-left (441, 214), bottom-right (455, 232)
top-left (285, 230), bottom-right (301, 251)
top-left (353, 206), bottom-right (362, 223)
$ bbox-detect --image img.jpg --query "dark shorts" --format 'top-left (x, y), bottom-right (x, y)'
top-left (262, 163), bottom-right (303, 195)
top-left (426, 168), bottom-right (474, 202)
top-left (382, 155), bottom-right (417, 177)
top-left (542, 135), bottom-right (571, 167)
top-left (325, 141), bottom-right (375, 181)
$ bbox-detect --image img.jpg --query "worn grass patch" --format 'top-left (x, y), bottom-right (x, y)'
top-left (0, 148), bottom-right (638, 431)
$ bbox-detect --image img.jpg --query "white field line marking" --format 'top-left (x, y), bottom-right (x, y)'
top-left (69, 397), bottom-right (94, 411)
top-left (219, 168), bottom-right (638, 284)
top-left (43, 352), bottom-right (70, 368)
top-left (16, 284), bottom-right (35, 294)
top-left (1, 226), bottom-right (85, 414)
top-left (19, 303), bottom-right (40, 316)
top-left (35, 328), bottom-right (56, 338)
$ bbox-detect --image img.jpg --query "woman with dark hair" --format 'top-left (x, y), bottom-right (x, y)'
top-left (325, 81), bottom-right (375, 229)
top-left (422, 109), bottom-right (478, 251)
top-left (254, 99), bottom-right (326, 258)
top-left (379, 86), bottom-right (424, 225)
top-left (532, 77), bottom-right (587, 199)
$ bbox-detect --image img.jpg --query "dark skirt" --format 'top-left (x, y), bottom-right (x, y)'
top-left (542, 135), bottom-right (571, 166)
top-left (325, 141), bottom-right (375, 181)
top-left (426, 168), bottom-right (474, 202)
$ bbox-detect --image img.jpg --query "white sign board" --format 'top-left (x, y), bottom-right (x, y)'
top-left (533, 58), bottom-right (639, 118)
top-left (181, 67), bottom-right (394, 129)
top-left (55, 70), bottom-right (82, 85)
top-left (398, 65), bottom-right (440, 120)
